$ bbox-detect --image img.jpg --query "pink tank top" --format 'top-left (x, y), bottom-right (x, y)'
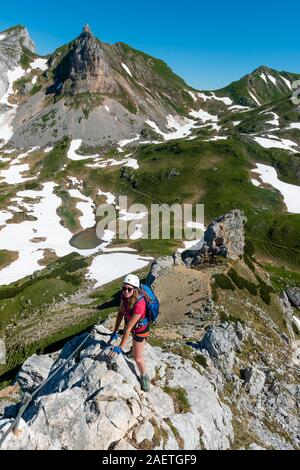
top-left (122, 295), bottom-right (148, 333)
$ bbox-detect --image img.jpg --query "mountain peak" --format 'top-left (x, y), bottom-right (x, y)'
top-left (81, 24), bottom-right (93, 37)
top-left (0, 24), bottom-right (35, 53)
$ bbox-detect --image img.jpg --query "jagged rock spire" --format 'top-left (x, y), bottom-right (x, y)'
top-left (82, 24), bottom-right (92, 37)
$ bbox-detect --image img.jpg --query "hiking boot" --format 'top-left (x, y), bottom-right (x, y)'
top-left (140, 374), bottom-right (150, 392)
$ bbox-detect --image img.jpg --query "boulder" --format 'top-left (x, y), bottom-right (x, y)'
top-left (198, 323), bottom-right (242, 358)
top-left (16, 354), bottom-right (54, 393)
top-left (146, 256), bottom-right (174, 285)
top-left (189, 209), bottom-right (246, 265)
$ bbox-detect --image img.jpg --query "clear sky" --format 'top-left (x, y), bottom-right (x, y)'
top-left (0, 0), bottom-right (299, 90)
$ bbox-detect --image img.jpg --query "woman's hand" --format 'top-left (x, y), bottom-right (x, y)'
top-left (108, 345), bottom-right (123, 357)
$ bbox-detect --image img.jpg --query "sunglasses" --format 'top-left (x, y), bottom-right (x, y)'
top-left (122, 285), bottom-right (134, 293)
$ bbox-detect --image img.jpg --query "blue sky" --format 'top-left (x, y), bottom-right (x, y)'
top-left (1, 0), bottom-right (299, 90)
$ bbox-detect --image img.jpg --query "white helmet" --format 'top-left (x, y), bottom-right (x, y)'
top-left (123, 274), bottom-right (140, 288)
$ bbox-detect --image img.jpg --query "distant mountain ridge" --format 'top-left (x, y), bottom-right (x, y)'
top-left (0, 24), bottom-right (299, 149)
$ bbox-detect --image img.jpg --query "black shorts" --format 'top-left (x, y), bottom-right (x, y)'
top-left (132, 325), bottom-right (150, 342)
top-left (132, 333), bottom-right (147, 342)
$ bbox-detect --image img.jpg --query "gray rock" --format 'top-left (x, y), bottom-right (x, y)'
top-left (146, 256), bottom-right (174, 285)
top-left (286, 287), bottom-right (300, 309)
top-left (16, 354), bottom-right (54, 393)
top-left (0, 322), bottom-right (235, 450)
top-left (198, 323), bottom-right (242, 358)
top-left (241, 367), bottom-right (266, 396)
top-left (173, 251), bottom-right (184, 266)
top-left (168, 413), bottom-right (199, 449)
top-left (190, 209), bottom-right (246, 265)
top-left (248, 443), bottom-right (266, 450)
top-left (134, 420), bottom-right (154, 444)
top-left (113, 439), bottom-right (137, 450)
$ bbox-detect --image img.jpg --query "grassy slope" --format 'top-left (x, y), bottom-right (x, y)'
top-left (217, 66), bottom-right (300, 106)
top-left (76, 136), bottom-right (300, 266)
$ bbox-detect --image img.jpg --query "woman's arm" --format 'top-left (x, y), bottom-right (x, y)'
top-left (112, 310), bottom-right (124, 335)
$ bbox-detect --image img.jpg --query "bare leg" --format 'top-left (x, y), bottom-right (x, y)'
top-left (133, 339), bottom-right (147, 376)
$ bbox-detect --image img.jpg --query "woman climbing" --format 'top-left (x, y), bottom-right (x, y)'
top-left (108, 274), bottom-right (151, 392)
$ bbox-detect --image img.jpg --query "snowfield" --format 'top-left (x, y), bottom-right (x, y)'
top-left (288, 123), bottom-right (300, 130)
top-left (189, 109), bottom-right (218, 122)
top-left (0, 66), bottom-right (26, 145)
top-left (0, 162), bottom-right (36, 184)
top-left (145, 114), bottom-right (199, 141)
top-left (0, 183), bottom-right (100, 285)
top-left (86, 252), bottom-right (153, 288)
top-left (252, 163), bottom-right (300, 214)
top-left (254, 136), bottom-right (299, 153)
top-left (68, 189), bottom-right (96, 230)
top-left (67, 139), bottom-right (98, 160)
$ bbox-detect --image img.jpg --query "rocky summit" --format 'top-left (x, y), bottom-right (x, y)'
top-left (0, 324), bottom-right (233, 450)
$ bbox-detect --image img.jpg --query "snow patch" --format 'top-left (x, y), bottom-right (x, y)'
top-left (287, 123), bottom-right (300, 130)
top-left (121, 63), bottom-right (133, 78)
top-left (267, 75), bottom-right (277, 86)
top-left (97, 190), bottom-right (116, 205)
top-left (209, 92), bottom-right (233, 105)
top-left (254, 136), bottom-right (298, 153)
top-left (189, 109), bottom-right (218, 122)
top-left (0, 163), bottom-right (36, 184)
top-left (123, 158), bottom-right (139, 169)
top-left (265, 112), bottom-right (280, 127)
top-left (186, 90), bottom-right (198, 102)
top-left (30, 58), bottom-right (48, 71)
top-left (248, 90), bottom-right (261, 106)
top-left (280, 75), bottom-right (292, 90)
top-left (228, 104), bottom-right (251, 112)
top-left (0, 211), bottom-right (13, 226)
top-left (118, 135), bottom-right (140, 148)
top-left (259, 73), bottom-right (268, 84)
top-left (68, 189), bottom-right (96, 230)
top-left (67, 139), bottom-right (97, 160)
top-left (251, 178), bottom-right (261, 187)
top-left (86, 253), bottom-right (152, 288)
top-left (193, 91), bottom-right (232, 105)
top-left (252, 163), bottom-right (300, 213)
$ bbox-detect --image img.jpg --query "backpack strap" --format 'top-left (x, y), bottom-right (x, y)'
top-left (130, 294), bottom-right (144, 312)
